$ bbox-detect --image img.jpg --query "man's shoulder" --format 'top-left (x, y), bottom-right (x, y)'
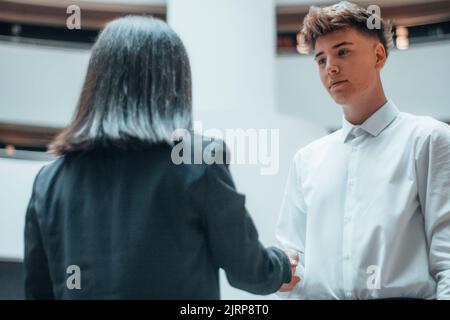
top-left (399, 112), bottom-right (450, 141)
top-left (293, 130), bottom-right (342, 162)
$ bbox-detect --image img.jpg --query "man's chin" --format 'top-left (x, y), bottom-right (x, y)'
top-left (331, 94), bottom-right (350, 105)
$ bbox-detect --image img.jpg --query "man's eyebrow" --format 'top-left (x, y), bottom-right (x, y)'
top-left (333, 41), bottom-right (354, 49)
top-left (314, 41), bottom-right (354, 59)
top-left (314, 51), bottom-right (324, 59)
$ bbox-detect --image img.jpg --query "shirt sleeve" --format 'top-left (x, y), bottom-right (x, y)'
top-left (275, 153), bottom-right (307, 299)
top-left (416, 123), bottom-right (450, 300)
top-left (189, 163), bottom-right (292, 295)
top-left (24, 167), bottom-right (54, 299)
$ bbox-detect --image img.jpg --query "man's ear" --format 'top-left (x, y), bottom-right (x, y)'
top-left (374, 42), bottom-right (387, 70)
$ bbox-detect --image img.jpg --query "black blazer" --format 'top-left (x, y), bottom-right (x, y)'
top-left (24, 139), bottom-right (290, 299)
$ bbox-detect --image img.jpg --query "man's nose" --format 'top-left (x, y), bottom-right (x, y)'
top-left (326, 58), bottom-right (339, 75)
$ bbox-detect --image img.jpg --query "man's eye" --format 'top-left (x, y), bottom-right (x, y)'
top-left (318, 58), bottom-right (326, 65)
top-left (338, 48), bottom-right (349, 56)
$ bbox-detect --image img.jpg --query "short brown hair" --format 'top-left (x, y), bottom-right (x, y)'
top-left (299, 1), bottom-right (393, 56)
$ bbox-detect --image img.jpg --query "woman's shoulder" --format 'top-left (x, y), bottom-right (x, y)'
top-left (36, 156), bottom-right (65, 183)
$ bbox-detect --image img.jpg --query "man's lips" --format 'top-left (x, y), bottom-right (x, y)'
top-left (329, 80), bottom-right (348, 89)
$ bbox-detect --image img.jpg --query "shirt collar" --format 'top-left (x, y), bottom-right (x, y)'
top-left (341, 99), bottom-right (399, 143)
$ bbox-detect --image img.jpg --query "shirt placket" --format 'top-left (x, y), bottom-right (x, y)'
top-left (342, 130), bottom-right (361, 299)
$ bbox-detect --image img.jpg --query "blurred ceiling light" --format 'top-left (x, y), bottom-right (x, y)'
top-left (396, 26), bottom-right (408, 37)
top-left (396, 37), bottom-right (409, 50)
top-left (396, 26), bottom-right (409, 50)
top-left (5, 145), bottom-right (16, 157)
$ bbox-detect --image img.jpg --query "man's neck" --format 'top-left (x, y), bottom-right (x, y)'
top-left (341, 87), bottom-right (387, 125)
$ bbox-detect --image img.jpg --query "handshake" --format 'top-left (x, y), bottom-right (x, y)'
top-left (279, 250), bottom-right (301, 292)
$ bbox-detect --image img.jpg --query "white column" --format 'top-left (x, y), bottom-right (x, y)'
top-left (168, 0), bottom-right (276, 114)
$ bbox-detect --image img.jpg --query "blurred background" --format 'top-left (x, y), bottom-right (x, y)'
top-left (0, 0), bottom-right (449, 299)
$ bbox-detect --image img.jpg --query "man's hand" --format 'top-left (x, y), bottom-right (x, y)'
top-left (279, 250), bottom-right (301, 292)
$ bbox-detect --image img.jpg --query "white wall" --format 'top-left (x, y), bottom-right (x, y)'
top-left (168, 0), bottom-right (277, 114)
top-left (0, 158), bottom-right (49, 261)
top-left (0, 42), bottom-right (90, 127)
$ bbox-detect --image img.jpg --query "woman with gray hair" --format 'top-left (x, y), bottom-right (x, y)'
top-left (24, 16), bottom-right (296, 299)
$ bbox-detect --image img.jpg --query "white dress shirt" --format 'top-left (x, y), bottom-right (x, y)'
top-left (276, 100), bottom-right (450, 299)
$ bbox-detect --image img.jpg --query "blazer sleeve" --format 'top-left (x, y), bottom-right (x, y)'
top-left (189, 163), bottom-right (291, 295)
top-left (24, 167), bottom-right (54, 299)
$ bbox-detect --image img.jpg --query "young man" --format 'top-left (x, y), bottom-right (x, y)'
top-left (276, 1), bottom-right (450, 299)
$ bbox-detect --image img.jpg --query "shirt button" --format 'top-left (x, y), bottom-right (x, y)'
top-left (344, 253), bottom-right (351, 260)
